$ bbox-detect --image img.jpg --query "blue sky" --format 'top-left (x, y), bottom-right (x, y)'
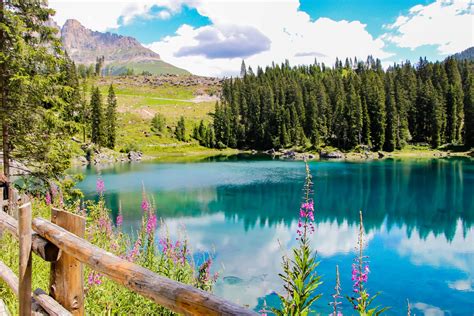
top-left (50, 0), bottom-right (473, 76)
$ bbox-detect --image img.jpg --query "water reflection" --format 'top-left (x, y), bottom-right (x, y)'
top-left (74, 158), bottom-right (474, 314)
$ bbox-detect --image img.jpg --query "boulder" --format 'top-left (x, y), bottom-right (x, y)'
top-left (128, 151), bottom-right (143, 161)
top-left (320, 151), bottom-right (344, 159)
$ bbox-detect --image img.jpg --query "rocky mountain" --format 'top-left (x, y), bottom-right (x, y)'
top-left (60, 19), bottom-right (189, 75)
top-left (449, 46), bottom-right (474, 61)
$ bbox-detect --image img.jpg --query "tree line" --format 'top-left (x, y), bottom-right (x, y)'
top-left (205, 57), bottom-right (473, 151)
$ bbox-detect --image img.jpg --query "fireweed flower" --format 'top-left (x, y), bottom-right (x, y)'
top-left (116, 214), bottom-right (123, 227)
top-left (96, 178), bottom-right (105, 195)
top-left (45, 191), bottom-right (52, 205)
top-left (141, 199), bottom-right (150, 212)
top-left (146, 214), bottom-right (157, 234)
top-left (346, 211), bottom-right (388, 315)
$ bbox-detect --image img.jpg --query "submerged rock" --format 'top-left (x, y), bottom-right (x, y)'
top-left (223, 276), bottom-right (243, 285)
top-left (320, 151), bottom-right (344, 159)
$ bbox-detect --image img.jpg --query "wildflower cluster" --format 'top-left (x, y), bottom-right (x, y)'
top-left (273, 160), bottom-right (322, 316)
top-left (346, 211), bottom-right (388, 315)
top-left (82, 178), bottom-right (217, 315)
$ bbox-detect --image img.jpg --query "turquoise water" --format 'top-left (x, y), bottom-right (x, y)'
top-left (75, 157), bottom-right (474, 315)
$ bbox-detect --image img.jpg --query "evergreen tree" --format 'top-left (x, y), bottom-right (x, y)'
top-left (90, 87), bottom-right (104, 146)
top-left (384, 74), bottom-right (397, 151)
top-left (175, 116), bottom-right (187, 141)
top-left (445, 58), bottom-right (464, 143)
top-left (105, 84), bottom-right (117, 149)
top-left (151, 113), bottom-right (166, 135)
top-left (210, 57), bottom-right (473, 152)
top-left (463, 67), bottom-right (474, 148)
top-left (0, 0), bottom-right (76, 181)
top-left (240, 60), bottom-right (247, 77)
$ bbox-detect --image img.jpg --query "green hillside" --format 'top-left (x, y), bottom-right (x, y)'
top-left (106, 60), bottom-right (190, 76)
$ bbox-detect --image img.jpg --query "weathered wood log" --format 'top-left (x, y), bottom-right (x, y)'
top-left (0, 210), bottom-right (61, 262)
top-left (49, 209), bottom-right (85, 316)
top-left (0, 260), bottom-right (19, 295)
top-left (0, 261), bottom-right (70, 316)
top-left (32, 217), bottom-right (257, 316)
top-left (19, 201), bottom-right (32, 316)
top-left (33, 289), bottom-right (71, 316)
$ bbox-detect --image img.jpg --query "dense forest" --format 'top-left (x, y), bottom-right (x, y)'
top-left (203, 57), bottom-right (474, 151)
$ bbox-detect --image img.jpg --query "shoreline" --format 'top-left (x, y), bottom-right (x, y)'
top-left (71, 146), bottom-right (472, 167)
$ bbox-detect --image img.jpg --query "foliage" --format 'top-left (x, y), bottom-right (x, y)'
top-left (0, 0), bottom-right (79, 180)
top-left (151, 113), bottom-right (166, 135)
top-left (346, 211), bottom-right (389, 315)
top-left (175, 116), bottom-right (187, 142)
top-left (211, 57), bottom-right (473, 151)
top-left (273, 161), bottom-right (322, 315)
top-left (0, 180), bottom-right (217, 315)
top-left (90, 86), bottom-right (104, 146)
top-left (105, 84), bottom-right (117, 148)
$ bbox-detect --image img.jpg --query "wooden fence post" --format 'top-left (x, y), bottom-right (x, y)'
top-left (18, 199), bottom-right (32, 316)
top-left (49, 209), bottom-right (86, 316)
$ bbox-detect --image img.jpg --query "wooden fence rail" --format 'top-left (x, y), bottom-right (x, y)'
top-left (0, 210), bottom-right (60, 262)
top-left (33, 217), bottom-right (256, 315)
top-left (0, 192), bottom-right (257, 316)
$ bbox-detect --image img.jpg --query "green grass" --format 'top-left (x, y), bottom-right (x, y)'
top-left (87, 77), bottom-right (226, 159)
top-left (107, 60), bottom-right (190, 76)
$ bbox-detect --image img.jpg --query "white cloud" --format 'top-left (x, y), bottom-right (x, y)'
top-left (50, 0), bottom-right (392, 76)
top-left (383, 0), bottom-right (474, 55)
top-left (145, 1), bottom-right (391, 76)
top-left (412, 302), bottom-right (446, 316)
top-left (49, 0), bottom-right (194, 31)
top-left (164, 214), bottom-right (372, 308)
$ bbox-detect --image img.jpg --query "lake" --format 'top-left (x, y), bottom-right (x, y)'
top-left (75, 156), bottom-right (474, 315)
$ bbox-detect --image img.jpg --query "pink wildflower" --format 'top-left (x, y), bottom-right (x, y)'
top-left (141, 199), bottom-right (150, 212)
top-left (45, 191), bottom-right (51, 205)
top-left (96, 178), bottom-right (105, 195)
top-left (116, 214), bottom-right (123, 227)
top-left (87, 272), bottom-right (102, 286)
top-left (146, 214), bottom-right (157, 234)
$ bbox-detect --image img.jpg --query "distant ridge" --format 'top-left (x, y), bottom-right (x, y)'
top-left (60, 19), bottom-right (190, 76)
top-left (449, 46), bottom-right (474, 61)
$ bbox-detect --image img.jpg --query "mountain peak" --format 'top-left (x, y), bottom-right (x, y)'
top-left (61, 19), bottom-right (161, 65)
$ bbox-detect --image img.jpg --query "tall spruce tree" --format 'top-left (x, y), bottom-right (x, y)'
top-left (384, 74), bottom-right (397, 151)
top-left (175, 116), bottom-right (187, 141)
top-left (105, 84), bottom-right (117, 149)
top-left (0, 0), bottom-right (76, 182)
top-left (463, 66), bottom-right (474, 148)
top-left (90, 87), bottom-right (104, 146)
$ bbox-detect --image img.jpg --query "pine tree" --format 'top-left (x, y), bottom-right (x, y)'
top-left (0, 0), bottom-right (76, 180)
top-left (105, 84), bottom-right (117, 149)
top-left (463, 67), bottom-right (474, 148)
top-left (445, 58), bottom-right (464, 143)
top-left (384, 75), bottom-right (397, 151)
top-left (175, 116), bottom-right (187, 141)
top-left (240, 60), bottom-right (247, 77)
top-left (90, 87), bottom-right (104, 146)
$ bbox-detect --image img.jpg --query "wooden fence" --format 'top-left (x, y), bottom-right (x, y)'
top-left (0, 190), bottom-right (257, 315)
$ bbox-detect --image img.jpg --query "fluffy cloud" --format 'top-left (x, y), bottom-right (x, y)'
top-left (383, 0), bottom-right (473, 55)
top-left (146, 1), bottom-right (391, 76)
top-left (175, 25), bottom-right (271, 59)
top-left (49, 0), bottom-right (195, 31)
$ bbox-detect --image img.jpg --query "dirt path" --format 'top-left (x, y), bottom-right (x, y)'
top-left (118, 94), bottom-right (219, 103)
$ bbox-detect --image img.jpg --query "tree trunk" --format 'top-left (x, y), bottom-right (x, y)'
top-left (0, 0), bottom-right (11, 203)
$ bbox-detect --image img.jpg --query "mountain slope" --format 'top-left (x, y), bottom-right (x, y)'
top-left (61, 19), bottom-right (189, 75)
top-left (450, 47), bottom-right (474, 61)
